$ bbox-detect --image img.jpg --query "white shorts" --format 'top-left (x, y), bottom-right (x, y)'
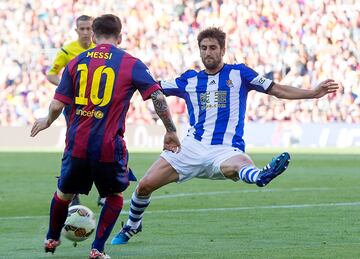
top-left (160, 135), bottom-right (244, 183)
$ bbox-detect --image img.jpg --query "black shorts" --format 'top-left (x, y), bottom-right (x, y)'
top-left (58, 154), bottom-right (135, 198)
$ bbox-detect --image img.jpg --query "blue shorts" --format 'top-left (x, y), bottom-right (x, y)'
top-left (58, 154), bottom-right (136, 198)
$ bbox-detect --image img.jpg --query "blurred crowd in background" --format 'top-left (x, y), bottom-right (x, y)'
top-left (0, 0), bottom-right (359, 126)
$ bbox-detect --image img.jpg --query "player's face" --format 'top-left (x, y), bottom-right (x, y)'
top-left (76, 20), bottom-right (93, 46)
top-left (199, 38), bottom-right (225, 72)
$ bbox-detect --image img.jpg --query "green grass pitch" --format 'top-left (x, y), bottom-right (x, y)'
top-left (0, 151), bottom-right (360, 258)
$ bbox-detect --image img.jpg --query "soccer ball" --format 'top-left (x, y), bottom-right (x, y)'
top-left (61, 205), bottom-right (96, 242)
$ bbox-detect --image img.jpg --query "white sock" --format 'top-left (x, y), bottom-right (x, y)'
top-left (126, 192), bottom-right (150, 229)
top-left (239, 165), bottom-right (260, 183)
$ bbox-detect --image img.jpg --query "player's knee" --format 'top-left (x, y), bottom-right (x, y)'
top-left (136, 179), bottom-right (154, 196)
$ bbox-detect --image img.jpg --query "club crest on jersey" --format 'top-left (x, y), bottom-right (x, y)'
top-left (226, 79), bottom-right (234, 88)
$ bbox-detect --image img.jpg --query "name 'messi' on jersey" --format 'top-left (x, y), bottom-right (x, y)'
top-left (86, 51), bottom-right (113, 59)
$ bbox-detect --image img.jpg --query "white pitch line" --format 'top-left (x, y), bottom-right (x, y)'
top-left (1, 201), bottom-right (360, 220)
top-left (0, 187), bottom-right (351, 221)
top-left (141, 201), bottom-right (360, 215)
top-left (126, 187), bottom-right (332, 203)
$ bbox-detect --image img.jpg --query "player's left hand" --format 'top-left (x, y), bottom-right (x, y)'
top-left (163, 131), bottom-right (181, 153)
top-left (30, 117), bottom-right (50, 137)
top-left (313, 79), bottom-right (340, 98)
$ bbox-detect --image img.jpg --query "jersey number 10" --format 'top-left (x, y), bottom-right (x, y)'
top-left (75, 64), bottom-right (115, 107)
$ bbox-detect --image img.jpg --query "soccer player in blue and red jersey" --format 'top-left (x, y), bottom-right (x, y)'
top-left (47, 14), bottom-right (95, 207)
top-left (111, 27), bottom-right (340, 245)
top-left (31, 14), bottom-right (180, 259)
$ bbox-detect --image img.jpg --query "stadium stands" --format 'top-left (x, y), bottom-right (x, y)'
top-left (0, 0), bottom-right (359, 126)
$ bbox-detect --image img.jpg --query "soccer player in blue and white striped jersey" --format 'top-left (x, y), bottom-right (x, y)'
top-left (111, 27), bottom-right (340, 245)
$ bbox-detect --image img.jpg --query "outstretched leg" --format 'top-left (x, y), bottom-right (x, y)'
top-left (110, 192), bottom-right (148, 244)
top-left (221, 152), bottom-right (290, 186)
top-left (111, 157), bottom-right (178, 245)
top-left (255, 152), bottom-right (290, 187)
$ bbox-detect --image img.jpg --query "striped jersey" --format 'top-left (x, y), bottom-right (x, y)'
top-left (161, 63), bottom-right (273, 151)
top-left (54, 44), bottom-right (160, 162)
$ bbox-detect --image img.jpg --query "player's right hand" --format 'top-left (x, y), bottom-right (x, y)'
top-left (30, 117), bottom-right (50, 137)
top-left (163, 131), bottom-right (181, 153)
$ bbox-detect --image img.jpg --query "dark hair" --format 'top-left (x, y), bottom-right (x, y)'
top-left (92, 14), bottom-right (122, 39)
top-left (76, 15), bottom-right (92, 26)
top-left (197, 27), bottom-right (226, 49)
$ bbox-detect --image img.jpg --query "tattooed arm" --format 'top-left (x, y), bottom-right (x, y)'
top-left (151, 90), bottom-right (181, 152)
top-left (151, 90), bottom-right (176, 132)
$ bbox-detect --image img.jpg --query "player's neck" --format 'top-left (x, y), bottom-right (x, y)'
top-left (94, 38), bottom-right (118, 46)
top-left (204, 62), bottom-right (225, 75)
top-left (79, 40), bottom-right (91, 49)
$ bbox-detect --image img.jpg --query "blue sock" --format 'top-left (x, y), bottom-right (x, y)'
top-left (239, 165), bottom-right (260, 184)
top-left (126, 192), bottom-right (150, 229)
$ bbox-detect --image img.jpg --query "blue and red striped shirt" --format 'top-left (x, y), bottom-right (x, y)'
top-left (54, 44), bottom-right (160, 162)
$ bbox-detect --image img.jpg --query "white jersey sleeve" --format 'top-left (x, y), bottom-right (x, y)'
top-left (160, 69), bottom-right (198, 98)
top-left (239, 64), bottom-right (273, 93)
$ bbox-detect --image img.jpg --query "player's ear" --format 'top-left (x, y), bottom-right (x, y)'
top-left (92, 33), bottom-right (97, 44)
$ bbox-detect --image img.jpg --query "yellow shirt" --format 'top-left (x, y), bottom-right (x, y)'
top-left (48, 40), bottom-right (96, 75)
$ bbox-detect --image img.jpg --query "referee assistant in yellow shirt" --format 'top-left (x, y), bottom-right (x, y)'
top-left (47, 15), bottom-right (95, 85)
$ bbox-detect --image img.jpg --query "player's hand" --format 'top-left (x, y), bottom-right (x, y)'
top-left (313, 79), bottom-right (340, 98)
top-left (30, 117), bottom-right (50, 137)
top-left (163, 131), bottom-right (181, 153)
